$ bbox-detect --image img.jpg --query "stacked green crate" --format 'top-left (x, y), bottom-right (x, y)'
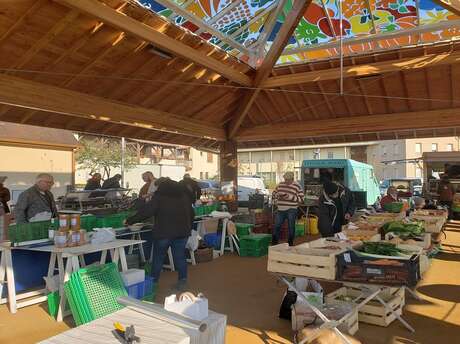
top-left (64, 263), bottom-right (127, 325)
top-left (8, 220), bottom-right (54, 244)
top-left (80, 215), bottom-right (98, 231)
top-left (239, 234), bottom-right (272, 257)
top-left (236, 223), bottom-right (253, 237)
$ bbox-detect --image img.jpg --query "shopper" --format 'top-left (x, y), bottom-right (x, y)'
top-left (0, 176), bottom-right (10, 215)
top-left (438, 174), bottom-right (456, 219)
top-left (272, 172), bottom-right (304, 246)
top-left (126, 179), bottom-right (194, 290)
top-left (0, 176), bottom-right (10, 240)
top-left (179, 173), bottom-right (202, 204)
top-left (14, 173), bottom-right (57, 224)
top-left (318, 181), bottom-right (342, 237)
top-left (139, 171), bottom-right (157, 200)
top-left (102, 174), bottom-right (122, 189)
top-left (380, 186), bottom-right (399, 209)
top-left (84, 173), bottom-right (102, 190)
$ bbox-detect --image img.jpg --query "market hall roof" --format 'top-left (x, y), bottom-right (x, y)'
top-left (0, 0), bottom-right (459, 150)
top-left (137, 0), bottom-right (460, 66)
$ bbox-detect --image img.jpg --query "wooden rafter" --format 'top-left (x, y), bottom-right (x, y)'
top-left (236, 108), bottom-right (460, 141)
top-left (0, 74), bottom-right (225, 140)
top-left (153, 0), bottom-right (251, 55)
top-left (55, 0), bottom-right (252, 86)
top-left (227, 0), bottom-right (312, 138)
top-left (264, 50), bottom-right (460, 87)
top-left (432, 0), bottom-right (460, 16)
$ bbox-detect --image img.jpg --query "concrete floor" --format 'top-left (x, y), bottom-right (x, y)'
top-left (1, 224), bottom-right (460, 344)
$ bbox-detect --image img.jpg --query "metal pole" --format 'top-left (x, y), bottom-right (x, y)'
top-left (339, 0), bottom-right (344, 94)
top-left (121, 137), bottom-right (126, 188)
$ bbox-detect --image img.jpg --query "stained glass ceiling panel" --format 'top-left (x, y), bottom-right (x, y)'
top-left (136, 0), bottom-right (460, 67)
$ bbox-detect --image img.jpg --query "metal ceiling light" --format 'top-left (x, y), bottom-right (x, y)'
top-left (148, 45), bottom-right (173, 59)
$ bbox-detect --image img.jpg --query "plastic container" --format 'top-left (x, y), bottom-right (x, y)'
top-left (240, 246), bottom-right (269, 257)
top-left (236, 223), bottom-right (253, 237)
top-left (295, 223), bottom-right (305, 237)
top-left (59, 214), bottom-right (70, 230)
top-left (80, 215), bottom-right (98, 231)
top-left (203, 233), bottom-right (222, 249)
top-left (383, 202), bottom-right (404, 213)
top-left (308, 215), bottom-right (319, 235)
top-left (125, 277), bottom-right (154, 300)
top-left (54, 231), bottom-right (67, 248)
top-left (239, 234), bottom-right (272, 251)
top-left (70, 214), bottom-right (81, 230)
top-left (121, 269), bottom-right (145, 286)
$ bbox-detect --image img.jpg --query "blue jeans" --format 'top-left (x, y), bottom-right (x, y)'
top-left (273, 208), bottom-right (298, 246)
top-left (151, 237), bottom-right (188, 283)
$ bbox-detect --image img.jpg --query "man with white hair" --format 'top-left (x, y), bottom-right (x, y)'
top-left (14, 173), bottom-right (58, 224)
top-left (272, 172), bottom-right (304, 246)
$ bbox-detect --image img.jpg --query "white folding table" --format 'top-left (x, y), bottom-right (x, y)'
top-left (0, 243), bottom-right (17, 313)
top-left (39, 307), bottom-right (227, 344)
top-left (16, 239), bottom-right (144, 321)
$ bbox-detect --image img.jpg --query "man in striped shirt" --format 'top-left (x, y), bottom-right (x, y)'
top-left (272, 172), bottom-right (304, 246)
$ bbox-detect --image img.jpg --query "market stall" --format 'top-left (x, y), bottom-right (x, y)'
top-left (267, 210), bottom-right (446, 342)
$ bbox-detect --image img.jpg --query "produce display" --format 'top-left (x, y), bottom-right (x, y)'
top-left (382, 221), bottom-right (424, 239)
top-left (358, 242), bottom-right (412, 257)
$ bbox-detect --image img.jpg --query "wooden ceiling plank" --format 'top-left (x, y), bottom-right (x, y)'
top-left (316, 81), bottom-right (334, 115)
top-left (432, 0), bottom-right (460, 16)
top-left (264, 50), bottom-right (460, 88)
top-left (357, 79), bottom-right (373, 115)
top-left (8, 10), bottom-right (80, 72)
top-left (0, 74), bottom-right (225, 140)
top-left (0, 0), bottom-right (46, 45)
top-left (236, 107), bottom-right (460, 141)
top-left (55, 0), bottom-right (252, 86)
top-left (227, 0), bottom-right (312, 138)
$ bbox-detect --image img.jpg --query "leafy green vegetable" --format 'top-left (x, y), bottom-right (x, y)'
top-left (382, 221), bottom-right (425, 238)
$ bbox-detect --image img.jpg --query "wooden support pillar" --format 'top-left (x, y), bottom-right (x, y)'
top-left (220, 140), bottom-right (238, 201)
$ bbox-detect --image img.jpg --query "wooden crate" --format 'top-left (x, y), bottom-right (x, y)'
top-left (342, 229), bottom-right (381, 242)
top-left (326, 286), bottom-right (405, 327)
top-left (384, 232), bottom-right (431, 249)
top-left (410, 215), bottom-right (445, 233)
top-left (292, 303), bottom-right (359, 335)
top-left (267, 242), bottom-right (345, 280)
top-left (419, 254), bottom-right (430, 276)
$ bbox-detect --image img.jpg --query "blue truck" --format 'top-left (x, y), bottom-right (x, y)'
top-left (301, 159), bottom-right (380, 208)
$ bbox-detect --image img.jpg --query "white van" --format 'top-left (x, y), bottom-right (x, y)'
top-left (236, 176), bottom-right (269, 202)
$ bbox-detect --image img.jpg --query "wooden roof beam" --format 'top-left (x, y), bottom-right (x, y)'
top-left (227, 0), bottom-right (312, 138)
top-left (0, 74), bottom-right (225, 140)
top-left (432, 0), bottom-right (460, 16)
top-left (264, 50), bottom-right (460, 88)
top-left (236, 108), bottom-right (460, 141)
top-left (55, 0), bottom-right (252, 86)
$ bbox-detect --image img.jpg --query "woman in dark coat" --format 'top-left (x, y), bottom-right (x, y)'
top-left (126, 178), bottom-right (194, 290)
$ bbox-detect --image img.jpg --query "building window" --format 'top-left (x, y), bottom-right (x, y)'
top-left (415, 167), bottom-right (422, 178)
top-left (447, 144), bottom-right (454, 152)
top-left (415, 143), bottom-right (422, 153)
top-left (313, 149), bottom-right (320, 159)
top-left (431, 143), bottom-right (438, 152)
top-left (200, 172), bottom-right (204, 179)
top-left (207, 152), bottom-right (213, 163)
top-left (200, 151), bottom-right (203, 157)
top-left (328, 152), bottom-right (334, 159)
top-left (205, 172), bottom-right (209, 179)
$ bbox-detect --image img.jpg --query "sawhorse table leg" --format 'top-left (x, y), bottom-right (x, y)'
top-left (0, 247), bottom-right (17, 313)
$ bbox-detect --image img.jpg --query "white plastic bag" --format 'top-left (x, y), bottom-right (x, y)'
top-left (164, 292), bottom-right (209, 321)
top-left (91, 228), bottom-right (115, 245)
top-left (186, 230), bottom-right (200, 251)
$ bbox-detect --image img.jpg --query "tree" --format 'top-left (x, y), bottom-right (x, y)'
top-left (76, 137), bottom-right (137, 179)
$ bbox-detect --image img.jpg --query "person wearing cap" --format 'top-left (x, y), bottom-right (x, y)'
top-left (272, 172), bottom-right (304, 246)
top-left (318, 181), bottom-right (355, 237)
top-left (14, 173), bottom-right (58, 224)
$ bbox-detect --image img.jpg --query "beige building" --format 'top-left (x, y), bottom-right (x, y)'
top-left (0, 122), bottom-right (77, 203)
top-left (237, 143), bottom-right (376, 188)
top-left (368, 137), bottom-right (459, 181)
top-left (188, 148), bottom-right (219, 180)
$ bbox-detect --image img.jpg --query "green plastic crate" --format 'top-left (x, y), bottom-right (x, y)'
top-left (240, 246), bottom-right (269, 257)
top-left (8, 220), bottom-right (53, 243)
top-left (236, 223), bottom-right (253, 237)
top-left (64, 283), bottom-right (84, 326)
top-left (383, 202), bottom-right (404, 213)
top-left (80, 215), bottom-right (98, 231)
top-left (141, 283), bottom-right (158, 302)
top-left (295, 223), bottom-right (305, 237)
top-left (239, 234), bottom-right (272, 251)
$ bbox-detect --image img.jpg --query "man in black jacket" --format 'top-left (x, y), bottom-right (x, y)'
top-left (318, 181), bottom-right (355, 237)
top-left (126, 179), bottom-right (194, 290)
top-left (179, 174), bottom-right (202, 204)
top-left (102, 174), bottom-right (122, 189)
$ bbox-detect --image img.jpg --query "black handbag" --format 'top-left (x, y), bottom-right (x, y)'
top-left (279, 290), bottom-right (297, 320)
